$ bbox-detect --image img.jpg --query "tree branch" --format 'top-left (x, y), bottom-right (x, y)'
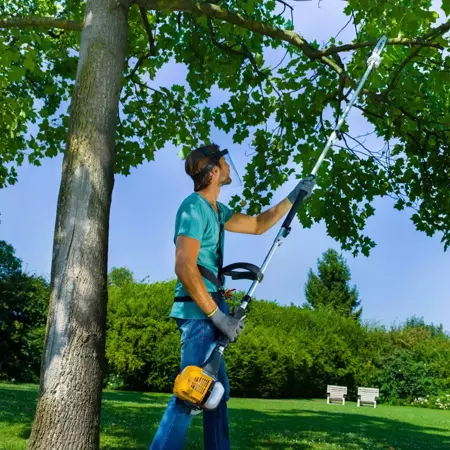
top-left (135, 0), bottom-right (345, 74)
top-left (422, 19), bottom-right (450, 40)
top-left (206, 17), bottom-right (266, 77)
top-left (139, 8), bottom-right (156, 56)
top-left (126, 52), bottom-right (153, 80)
top-left (276, 0), bottom-right (293, 12)
top-left (0, 16), bottom-right (82, 31)
top-left (317, 18), bottom-right (450, 57)
top-left (206, 18), bottom-right (245, 56)
top-left (315, 37), bottom-right (445, 58)
top-left (349, 102), bottom-right (385, 121)
top-left (386, 46), bottom-right (422, 93)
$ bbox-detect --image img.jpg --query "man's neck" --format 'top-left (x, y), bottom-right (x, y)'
top-left (197, 185), bottom-right (221, 209)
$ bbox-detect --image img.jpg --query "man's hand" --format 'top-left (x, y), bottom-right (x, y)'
top-left (287, 175), bottom-right (316, 204)
top-left (209, 308), bottom-right (245, 342)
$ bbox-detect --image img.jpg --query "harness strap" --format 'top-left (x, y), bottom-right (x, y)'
top-left (197, 264), bottom-right (223, 290)
top-left (174, 291), bottom-right (223, 303)
top-left (175, 206), bottom-right (263, 303)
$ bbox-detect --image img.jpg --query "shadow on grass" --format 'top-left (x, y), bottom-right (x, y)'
top-left (0, 385), bottom-right (38, 424)
top-left (102, 390), bottom-right (171, 405)
top-left (101, 397), bottom-right (450, 450)
top-left (1, 385), bottom-right (450, 450)
top-left (227, 407), bottom-right (450, 449)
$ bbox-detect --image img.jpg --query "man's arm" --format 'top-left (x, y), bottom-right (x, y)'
top-left (225, 198), bottom-right (291, 235)
top-left (225, 176), bottom-right (316, 235)
top-left (175, 235), bottom-right (217, 315)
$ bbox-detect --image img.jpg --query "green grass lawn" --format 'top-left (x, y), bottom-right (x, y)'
top-left (1, 383), bottom-right (449, 449)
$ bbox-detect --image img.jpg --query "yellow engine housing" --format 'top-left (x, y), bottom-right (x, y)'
top-left (173, 366), bottom-right (214, 406)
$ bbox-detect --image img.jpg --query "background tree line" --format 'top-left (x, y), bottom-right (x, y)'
top-left (1, 240), bottom-right (449, 408)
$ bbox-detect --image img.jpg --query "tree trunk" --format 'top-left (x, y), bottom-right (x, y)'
top-left (28, 1), bottom-right (129, 449)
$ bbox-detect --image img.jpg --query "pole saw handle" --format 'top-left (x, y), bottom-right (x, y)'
top-left (281, 178), bottom-right (314, 231)
top-left (232, 305), bottom-right (246, 321)
top-left (208, 305), bottom-right (246, 358)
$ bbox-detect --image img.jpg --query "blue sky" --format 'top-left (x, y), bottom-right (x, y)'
top-left (0, 1), bottom-right (449, 331)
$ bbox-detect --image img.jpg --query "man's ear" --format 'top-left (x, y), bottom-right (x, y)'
top-left (211, 165), bottom-right (220, 177)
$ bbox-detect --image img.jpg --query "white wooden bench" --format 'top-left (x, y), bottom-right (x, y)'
top-left (326, 385), bottom-right (347, 405)
top-left (357, 387), bottom-right (379, 408)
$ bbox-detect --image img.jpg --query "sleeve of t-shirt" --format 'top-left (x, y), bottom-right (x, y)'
top-left (176, 202), bottom-right (206, 242)
top-left (219, 202), bottom-right (235, 224)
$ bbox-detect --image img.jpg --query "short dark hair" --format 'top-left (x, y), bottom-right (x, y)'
top-left (185, 144), bottom-right (221, 191)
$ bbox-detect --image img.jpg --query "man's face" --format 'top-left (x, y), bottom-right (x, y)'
top-left (218, 157), bottom-right (232, 186)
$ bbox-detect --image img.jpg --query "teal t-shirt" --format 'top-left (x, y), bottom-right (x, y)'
top-left (169, 192), bottom-right (234, 319)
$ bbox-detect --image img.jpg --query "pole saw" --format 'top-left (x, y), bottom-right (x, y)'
top-left (173, 35), bottom-right (388, 414)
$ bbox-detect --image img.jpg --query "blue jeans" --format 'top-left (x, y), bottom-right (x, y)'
top-left (150, 300), bottom-right (230, 450)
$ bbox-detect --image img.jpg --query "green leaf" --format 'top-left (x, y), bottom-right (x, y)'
top-left (24, 52), bottom-right (36, 71)
top-left (9, 66), bottom-right (26, 83)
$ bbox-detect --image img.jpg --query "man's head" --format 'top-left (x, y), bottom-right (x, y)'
top-left (185, 144), bottom-right (232, 192)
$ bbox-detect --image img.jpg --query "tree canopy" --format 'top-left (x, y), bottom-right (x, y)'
top-left (1, 0), bottom-right (449, 255)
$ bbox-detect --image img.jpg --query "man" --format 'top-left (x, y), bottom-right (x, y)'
top-left (150, 144), bottom-right (314, 450)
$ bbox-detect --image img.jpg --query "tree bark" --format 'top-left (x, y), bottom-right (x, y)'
top-left (0, 17), bottom-right (82, 31)
top-left (28, 1), bottom-right (129, 449)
